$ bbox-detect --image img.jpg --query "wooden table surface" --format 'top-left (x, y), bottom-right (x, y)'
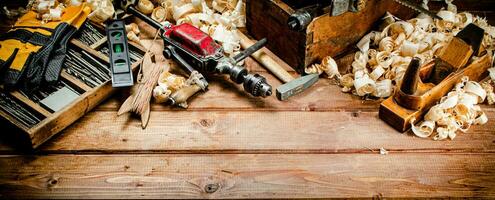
top-left (1, 2), bottom-right (495, 199)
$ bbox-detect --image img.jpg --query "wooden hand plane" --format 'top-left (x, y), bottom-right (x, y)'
top-left (379, 24), bottom-right (492, 132)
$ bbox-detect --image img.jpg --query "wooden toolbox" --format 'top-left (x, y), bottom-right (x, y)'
top-left (0, 21), bottom-right (145, 149)
top-left (246, 0), bottom-right (416, 73)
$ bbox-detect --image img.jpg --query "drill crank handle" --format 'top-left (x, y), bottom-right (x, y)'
top-left (163, 46), bottom-right (195, 74)
top-left (163, 45), bottom-right (209, 90)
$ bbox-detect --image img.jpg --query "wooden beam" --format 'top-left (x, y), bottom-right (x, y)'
top-left (0, 154), bottom-right (493, 198)
top-left (96, 73), bottom-right (381, 112)
top-left (0, 109), bottom-right (493, 153)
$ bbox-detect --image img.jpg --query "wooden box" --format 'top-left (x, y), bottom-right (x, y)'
top-left (0, 21), bottom-right (145, 149)
top-left (246, 0), bottom-right (416, 73)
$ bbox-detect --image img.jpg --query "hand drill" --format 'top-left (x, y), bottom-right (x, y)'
top-left (116, 0), bottom-right (272, 97)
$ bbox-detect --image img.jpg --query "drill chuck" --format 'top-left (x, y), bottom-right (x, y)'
top-left (217, 61), bottom-right (272, 97)
top-left (244, 74), bottom-right (272, 97)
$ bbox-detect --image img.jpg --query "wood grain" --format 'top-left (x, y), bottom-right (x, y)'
top-left (96, 73), bottom-right (380, 112)
top-left (0, 109), bottom-right (493, 153)
top-left (0, 154), bottom-right (494, 199)
top-left (1, 2), bottom-right (495, 198)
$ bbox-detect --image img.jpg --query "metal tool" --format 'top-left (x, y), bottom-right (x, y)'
top-left (39, 86), bottom-right (80, 112)
top-left (0, 92), bottom-right (43, 127)
top-left (65, 49), bottom-right (112, 88)
top-left (106, 19), bottom-right (134, 87)
top-left (287, 0), bottom-right (362, 31)
top-left (379, 24), bottom-right (491, 132)
top-left (117, 0), bottom-right (272, 97)
top-left (19, 80), bottom-right (81, 104)
top-left (237, 31), bottom-right (319, 100)
top-left (392, 0), bottom-right (442, 20)
top-left (429, 23), bottom-right (485, 84)
top-left (75, 22), bottom-right (106, 46)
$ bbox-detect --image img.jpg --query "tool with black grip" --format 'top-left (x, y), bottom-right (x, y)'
top-left (106, 20), bottom-right (134, 87)
top-left (287, 0), bottom-right (362, 31)
top-left (116, 0), bottom-right (272, 97)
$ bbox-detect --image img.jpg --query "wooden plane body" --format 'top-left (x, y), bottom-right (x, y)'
top-left (379, 35), bottom-right (492, 132)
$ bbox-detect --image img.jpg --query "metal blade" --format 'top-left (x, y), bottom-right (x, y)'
top-left (393, 0), bottom-right (442, 20)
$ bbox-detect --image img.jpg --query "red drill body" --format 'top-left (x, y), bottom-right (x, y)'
top-left (164, 23), bottom-right (222, 59)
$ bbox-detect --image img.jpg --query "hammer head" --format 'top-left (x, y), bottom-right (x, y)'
top-left (276, 73), bottom-right (319, 101)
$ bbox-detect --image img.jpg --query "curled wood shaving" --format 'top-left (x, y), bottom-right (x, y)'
top-left (379, 147), bottom-right (388, 155)
top-left (154, 0), bottom-right (244, 57)
top-left (127, 31), bottom-right (141, 44)
top-left (305, 56), bottom-right (341, 79)
top-left (481, 80), bottom-right (495, 105)
top-left (125, 23), bottom-right (141, 35)
top-left (153, 71), bottom-right (187, 103)
top-left (152, 69), bottom-right (203, 107)
top-left (331, 5), bottom-right (495, 98)
top-left (151, 6), bottom-right (167, 22)
top-left (29, 0), bottom-right (67, 23)
top-left (138, 0), bottom-right (154, 15)
top-left (411, 77), bottom-right (490, 141)
top-left (87, 0), bottom-right (114, 23)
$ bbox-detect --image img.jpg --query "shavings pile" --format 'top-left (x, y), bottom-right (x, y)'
top-left (411, 76), bottom-right (493, 140)
top-left (308, 1), bottom-right (495, 98)
top-left (305, 56), bottom-right (341, 79)
top-left (153, 71), bottom-right (187, 103)
top-left (28, 0), bottom-right (67, 23)
top-left (25, 0), bottom-right (115, 24)
top-left (481, 68), bottom-right (495, 105)
top-left (152, 70), bottom-right (203, 108)
top-left (86, 0), bottom-right (114, 23)
top-left (138, 0), bottom-right (245, 57)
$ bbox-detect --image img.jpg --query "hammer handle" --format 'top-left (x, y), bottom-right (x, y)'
top-left (237, 31), bottom-right (295, 83)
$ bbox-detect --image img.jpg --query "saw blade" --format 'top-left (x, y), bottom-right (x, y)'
top-left (393, 0), bottom-right (442, 20)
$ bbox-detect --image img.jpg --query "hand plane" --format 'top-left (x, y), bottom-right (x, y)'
top-left (379, 24), bottom-right (492, 132)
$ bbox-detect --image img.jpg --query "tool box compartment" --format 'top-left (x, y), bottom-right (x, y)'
top-left (246, 0), bottom-right (416, 73)
top-left (0, 21), bottom-right (145, 149)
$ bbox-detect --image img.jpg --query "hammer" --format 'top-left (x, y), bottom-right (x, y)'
top-left (237, 31), bottom-right (319, 101)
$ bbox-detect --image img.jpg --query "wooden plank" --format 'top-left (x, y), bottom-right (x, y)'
top-left (0, 154), bottom-right (493, 198)
top-left (97, 73), bottom-right (380, 112)
top-left (60, 70), bottom-right (93, 92)
top-left (89, 37), bottom-right (108, 49)
top-left (0, 109), bottom-right (491, 153)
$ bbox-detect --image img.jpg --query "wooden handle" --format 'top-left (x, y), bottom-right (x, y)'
top-left (170, 84), bottom-right (202, 105)
top-left (237, 31), bottom-right (295, 83)
top-left (400, 57), bottom-right (421, 95)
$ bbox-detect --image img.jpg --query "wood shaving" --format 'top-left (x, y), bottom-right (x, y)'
top-left (151, 6), bottom-right (167, 22)
top-left (327, 6), bottom-right (495, 98)
top-left (411, 77), bottom-right (490, 141)
top-left (305, 56), bottom-right (340, 78)
top-left (87, 0), bottom-right (114, 23)
top-left (29, 0), bottom-right (68, 23)
top-left (138, 0), bottom-right (154, 15)
top-left (154, 0), bottom-right (245, 57)
top-left (127, 31), bottom-right (141, 44)
top-left (481, 80), bottom-right (495, 105)
top-left (153, 71), bottom-right (186, 103)
top-left (152, 68), bottom-right (203, 108)
top-left (379, 147), bottom-right (388, 155)
top-left (125, 23), bottom-right (140, 35)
